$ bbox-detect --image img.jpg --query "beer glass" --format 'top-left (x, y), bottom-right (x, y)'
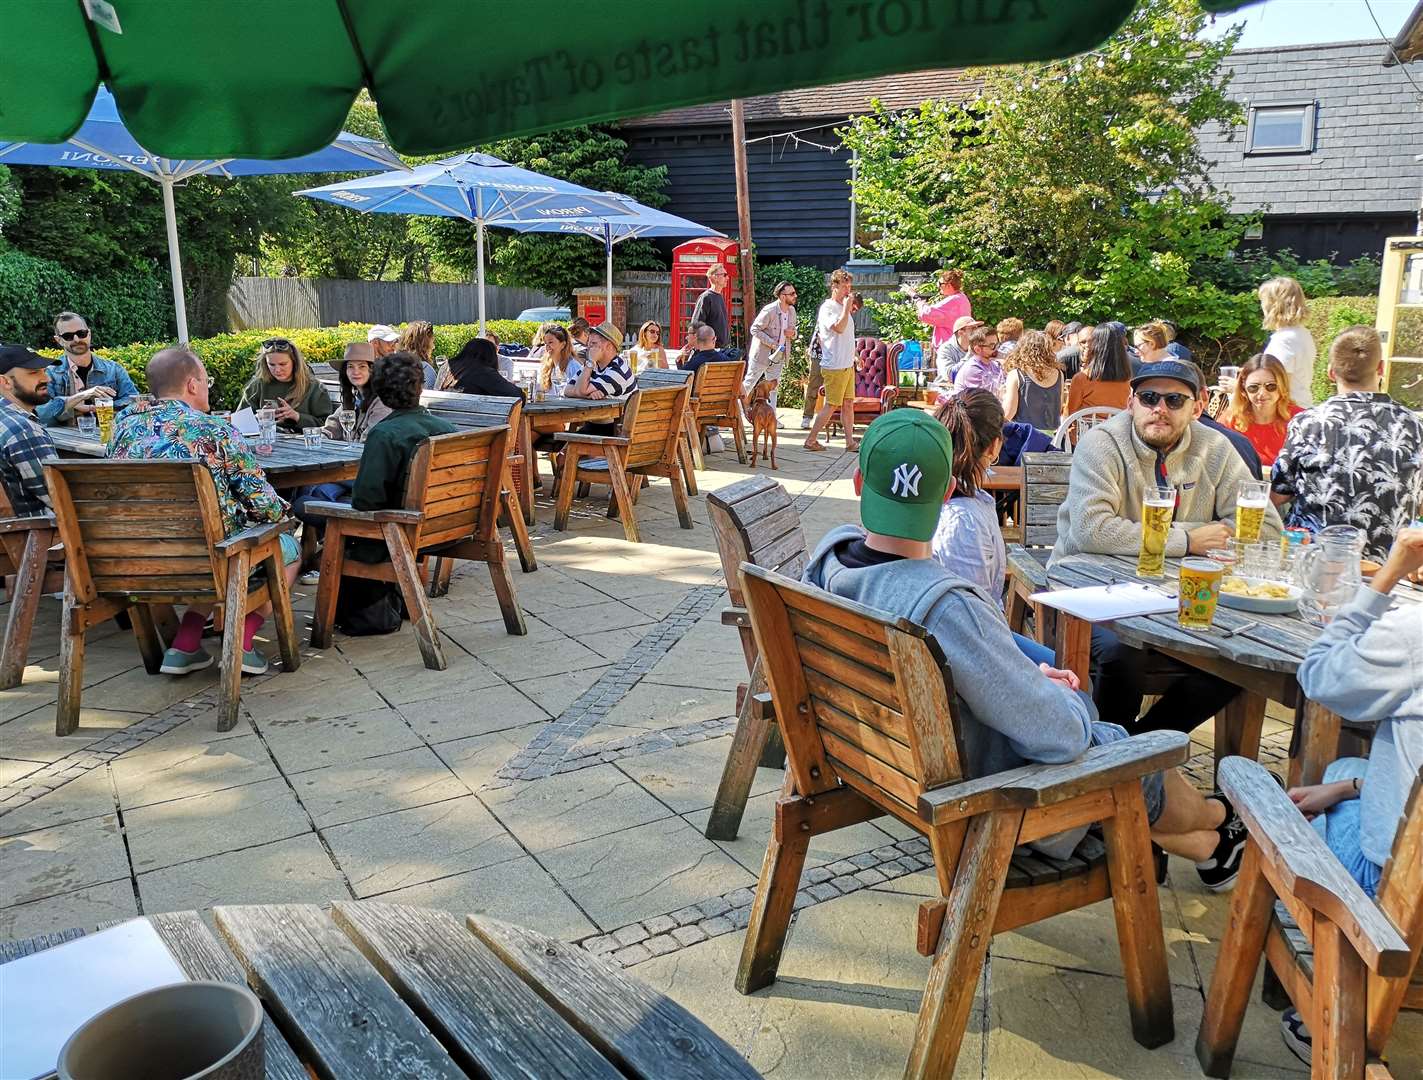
top-left (1178, 558), bottom-right (1224, 629)
top-left (94, 398), bottom-right (115, 443)
top-left (1137, 486), bottom-right (1175, 578)
top-left (1235, 480), bottom-right (1269, 544)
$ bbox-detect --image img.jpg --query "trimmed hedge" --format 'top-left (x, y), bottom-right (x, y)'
top-left (0, 247), bottom-right (173, 346)
top-left (1300, 295), bottom-right (1377, 403)
top-left (41, 320), bottom-right (544, 410)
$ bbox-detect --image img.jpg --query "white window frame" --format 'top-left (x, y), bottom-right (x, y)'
top-left (1245, 101), bottom-right (1317, 155)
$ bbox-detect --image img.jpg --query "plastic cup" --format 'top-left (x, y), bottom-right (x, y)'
top-left (255, 420), bottom-right (276, 455)
top-left (77, 413), bottom-right (99, 438)
top-left (1178, 558), bottom-right (1224, 630)
top-left (1138, 487), bottom-right (1175, 578)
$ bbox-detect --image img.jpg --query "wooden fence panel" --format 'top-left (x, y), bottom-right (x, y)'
top-left (228, 277), bottom-right (562, 330)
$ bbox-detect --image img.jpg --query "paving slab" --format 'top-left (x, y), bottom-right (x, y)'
top-left (339, 645), bottom-right (506, 707)
top-left (110, 731), bottom-right (279, 810)
top-left (1, 704), bottom-right (145, 763)
top-left (481, 763), bottom-right (670, 852)
top-left (123, 776), bottom-right (312, 874)
top-left (0, 814), bottom-right (130, 907)
top-left (0, 757), bottom-right (42, 786)
top-left (571, 626), bottom-right (646, 662)
top-left (0, 767), bottom-right (115, 837)
top-left (510, 667), bottom-right (611, 715)
top-left (241, 653), bottom-right (387, 721)
top-left (255, 705), bottom-right (423, 774)
top-left (687, 789), bottom-right (900, 873)
top-left (396, 683), bottom-right (549, 744)
top-left (536, 599), bottom-right (656, 636)
top-left (619, 736), bottom-right (781, 815)
top-left (289, 745), bottom-right (471, 828)
top-left (322, 795), bottom-right (521, 898)
top-left (0, 878), bottom-right (138, 941)
top-left (370, 854), bottom-right (597, 941)
top-left (137, 832), bottom-right (350, 914)
top-left (436, 723), bottom-right (548, 792)
top-left (635, 927), bottom-right (770, 1054)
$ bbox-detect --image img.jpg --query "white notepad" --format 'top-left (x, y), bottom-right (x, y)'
top-left (1030, 583), bottom-right (1177, 622)
top-left (229, 406), bottom-right (261, 436)
top-left (0, 919), bottom-right (187, 1080)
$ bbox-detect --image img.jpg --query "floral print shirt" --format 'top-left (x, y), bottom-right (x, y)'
top-left (1270, 392), bottom-right (1423, 562)
top-left (108, 399), bottom-right (286, 538)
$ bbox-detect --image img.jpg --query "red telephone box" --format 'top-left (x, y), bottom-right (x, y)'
top-left (670, 237), bottom-right (742, 350)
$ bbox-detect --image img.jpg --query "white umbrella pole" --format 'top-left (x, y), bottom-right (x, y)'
top-left (476, 219), bottom-right (487, 335)
top-left (160, 177), bottom-right (190, 343)
top-left (605, 225), bottom-right (613, 326)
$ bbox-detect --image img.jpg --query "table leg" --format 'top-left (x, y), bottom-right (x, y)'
top-left (518, 418), bottom-right (536, 525)
top-left (1287, 698), bottom-right (1342, 787)
top-left (1213, 690), bottom-right (1266, 777)
top-left (1052, 611), bottom-right (1092, 694)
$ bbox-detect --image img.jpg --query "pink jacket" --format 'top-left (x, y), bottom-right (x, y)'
top-left (917, 292), bottom-right (972, 351)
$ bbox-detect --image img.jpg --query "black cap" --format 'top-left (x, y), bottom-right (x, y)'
top-left (0, 345), bottom-right (50, 375)
top-left (1130, 360), bottom-right (1201, 395)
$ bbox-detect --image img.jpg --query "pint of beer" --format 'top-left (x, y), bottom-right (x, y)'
top-left (1178, 558), bottom-right (1224, 629)
top-left (1138, 487), bottom-right (1175, 578)
top-left (94, 398), bottom-right (115, 444)
top-left (1235, 480), bottom-right (1269, 544)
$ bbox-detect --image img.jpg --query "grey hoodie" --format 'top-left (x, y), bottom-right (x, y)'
top-left (803, 525), bottom-right (1098, 779)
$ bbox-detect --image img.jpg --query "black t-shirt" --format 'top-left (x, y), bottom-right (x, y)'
top-left (833, 537), bottom-right (904, 569)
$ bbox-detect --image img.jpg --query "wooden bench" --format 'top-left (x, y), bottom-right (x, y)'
top-left (688, 360), bottom-right (748, 468)
top-left (311, 361), bottom-right (344, 408)
top-left (44, 459), bottom-right (301, 733)
top-left (0, 486), bottom-right (64, 689)
top-left (703, 477), bottom-right (807, 841)
top-left (553, 384), bottom-right (694, 545)
top-left (308, 427), bottom-right (526, 671)
top-left (633, 367), bottom-right (699, 495)
top-left (1198, 757), bottom-right (1421, 1080)
top-left (419, 389), bottom-right (536, 575)
top-left (1004, 450), bottom-right (1072, 638)
top-left (736, 563), bottom-right (1189, 1078)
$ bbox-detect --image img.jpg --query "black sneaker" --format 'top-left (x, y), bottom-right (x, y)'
top-left (1281, 1008), bottom-right (1311, 1064)
top-left (1196, 809), bottom-right (1248, 892)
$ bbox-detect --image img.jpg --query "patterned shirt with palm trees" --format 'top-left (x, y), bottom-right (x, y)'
top-left (1270, 391), bottom-right (1423, 562)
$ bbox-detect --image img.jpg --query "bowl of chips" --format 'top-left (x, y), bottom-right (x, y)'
top-left (1218, 575), bottom-right (1302, 614)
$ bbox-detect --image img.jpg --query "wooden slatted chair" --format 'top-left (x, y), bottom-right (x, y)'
top-left (703, 477), bottom-right (807, 840)
top-left (552, 384), bottom-right (694, 545)
top-left (419, 390), bottom-right (536, 577)
top-left (1198, 757), bottom-right (1421, 1080)
top-left (736, 562), bottom-right (1189, 1078)
top-left (687, 360), bottom-right (748, 468)
top-left (308, 427), bottom-right (526, 670)
top-left (310, 361), bottom-right (344, 408)
top-left (632, 367), bottom-right (699, 495)
top-left (44, 460), bottom-right (300, 733)
top-left (1004, 450), bottom-right (1073, 638)
top-left (0, 486), bottom-right (64, 689)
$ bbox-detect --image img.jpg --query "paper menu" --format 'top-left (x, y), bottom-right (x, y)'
top-left (229, 406), bottom-right (261, 436)
top-left (1029, 583), bottom-right (1177, 622)
top-left (0, 919), bottom-right (187, 1080)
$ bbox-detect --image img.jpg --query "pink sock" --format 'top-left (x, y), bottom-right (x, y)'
top-left (242, 612), bottom-right (265, 651)
top-left (171, 611), bottom-right (206, 653)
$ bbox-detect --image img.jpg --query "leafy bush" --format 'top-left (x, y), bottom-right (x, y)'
top-left (1303, 296), bottom-right (1378, 403)
top-left (1194, 246), bottom-right (1383, 299)
top-left (0, 247), bottom-right (173, 346)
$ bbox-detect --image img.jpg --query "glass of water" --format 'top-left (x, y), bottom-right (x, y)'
top-left (302, 427), bottom-right (325, 450)
top-left (256, 419), bottom-right (277, 455)
top-left (77, 413), bottom-right (99, 438)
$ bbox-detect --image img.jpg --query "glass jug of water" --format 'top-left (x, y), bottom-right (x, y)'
top-left (1296, 525), bottom-right (1365, 626)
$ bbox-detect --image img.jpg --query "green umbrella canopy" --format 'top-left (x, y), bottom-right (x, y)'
top-left (2, 0), bottom-right (1253, 159)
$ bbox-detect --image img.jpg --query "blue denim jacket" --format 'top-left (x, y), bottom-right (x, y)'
top-left (38, 353), bottom-right (139, 426)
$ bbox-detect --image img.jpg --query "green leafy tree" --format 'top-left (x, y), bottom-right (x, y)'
top-left (841, 0), bottom-right (1250, 341)
top-left (423, 126), bottom-right (669, 307)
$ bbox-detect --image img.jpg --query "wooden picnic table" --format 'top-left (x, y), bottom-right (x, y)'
top-left (0, 903), bottom-right (759, 1080)
top-left (1046, 552), bottom-right (1423, 785)
top-left (48, 427), bottom-right (366, 489)
top-left (522, 394), bottom-right (629, 519)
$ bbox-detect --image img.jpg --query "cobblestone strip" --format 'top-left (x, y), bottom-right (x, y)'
top-left (0, 686), bottom-right (221, 815)
top-left (543, 716), bottom-right (737, 776)
top-left (493, 584), bottom-right (726, 784)
top-left (578, 835), bottom-right (935, 968)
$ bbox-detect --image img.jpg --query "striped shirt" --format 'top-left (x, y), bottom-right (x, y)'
top-left (0, 398), bottom-right (56, 515)
top-left (588, 354), bottom-right (636, 398)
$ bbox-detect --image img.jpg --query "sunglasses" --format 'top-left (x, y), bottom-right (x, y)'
top-left (58, 328), bottom-right (90, 341)
top-left (262, 338), bottom-right (293, 352)
top-left (1135, 389), bottom-right (1193, 411)
top-left (1245, 382), bottom-right (1278, 394)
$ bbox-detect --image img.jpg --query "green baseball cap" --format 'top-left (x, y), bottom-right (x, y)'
top-left (857, 409), bottom-right (953, 542)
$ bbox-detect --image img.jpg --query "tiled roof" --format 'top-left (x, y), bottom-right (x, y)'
top-left (619, 68), bottom-right (982, 128)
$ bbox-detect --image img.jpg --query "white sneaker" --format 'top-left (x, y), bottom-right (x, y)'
top-left (299, 569), bottom-right (320, 585)
top-left (707, 434), bottom-right (726, 453)
top-left (799, 416), bottom-right (812, 430)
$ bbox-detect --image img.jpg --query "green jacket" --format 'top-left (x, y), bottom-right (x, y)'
top-left (238, 368), bottom-right (334, 432)
top-left (351, 407), bottom-right (457, 512)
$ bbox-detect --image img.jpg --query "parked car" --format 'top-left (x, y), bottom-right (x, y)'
top-left (515, 306), bottom-right (571, 323)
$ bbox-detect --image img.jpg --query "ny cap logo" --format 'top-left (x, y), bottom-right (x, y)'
top-left (890, 463), bottom-right (922, 498)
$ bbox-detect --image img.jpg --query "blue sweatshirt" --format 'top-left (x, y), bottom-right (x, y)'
top-left (1297, 584), bottom-right (1423, 867)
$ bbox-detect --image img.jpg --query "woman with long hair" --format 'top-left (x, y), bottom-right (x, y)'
top-left (398, 320), bottom-right (439, 389)
top-left (1066, 323), bottom-right (1133, 415)
top-left (441, 337), bottom-right (523, 398)
top-left (536, 324), bottom-right (579, 392)
top-left (998, 329), bottom-right (1063, 431)
top-left (630, 321), bottom-right (669, 371)
top-left (1258, 276), bottom-right (1316, 408)
top-left (322, 340), bottom-right (390, 441)
top-left (238, 336), bottom-right (333, 432)
top-left (1224, 353), bottom-right (1302, 467)
top-left (1043, 319), bottom-right (1066, 353)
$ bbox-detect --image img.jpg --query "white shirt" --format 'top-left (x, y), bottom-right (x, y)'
top-left (816, 297), bottom-right (856, 371)
top-left (1265, 325), bottom-right (1317, 408)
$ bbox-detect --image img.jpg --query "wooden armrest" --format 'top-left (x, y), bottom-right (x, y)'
top-left (1218, 757), bottom-right (1412, 977)
top-left (721, 606), bottom-right (750, 628)
top-left (302, 501), bottom-right (424, 525)
top-left (553, 433), bottom-right (630, 447)
top-left (0, 512), bottom-right (58, 534)
top-left (918, 730), bottom-right (1189, 825)
top-left (214, 519), bottom-right (296, 555)
top-left (1006, 544), bottom-right (1050, 587)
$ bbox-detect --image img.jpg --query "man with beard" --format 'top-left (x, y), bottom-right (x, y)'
top-left (1049, 361), bottom-right (1282, 749)
top-left (37, 311), bottom-right (137, 426)
top-left (0, 345), bottom-right (59, 514)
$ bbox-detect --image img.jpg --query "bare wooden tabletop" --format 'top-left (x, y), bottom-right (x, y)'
top-left (48, 428), bottom-right (366, 477)
top-left (0, 903), bottom-right (760, 1080)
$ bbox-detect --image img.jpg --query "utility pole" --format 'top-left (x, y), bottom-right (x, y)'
top-left (730, 99), bottom-right (757, 344)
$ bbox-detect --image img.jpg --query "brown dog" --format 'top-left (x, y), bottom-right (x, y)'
top-left (746, 378), bottom-right (778, 470)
